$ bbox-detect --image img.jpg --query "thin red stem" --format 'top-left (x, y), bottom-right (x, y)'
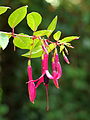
top-left (45, 85), bottom-right (49, 111)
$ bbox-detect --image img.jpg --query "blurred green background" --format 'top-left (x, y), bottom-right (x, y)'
top-left (0, 0), bottom-right (90, 120)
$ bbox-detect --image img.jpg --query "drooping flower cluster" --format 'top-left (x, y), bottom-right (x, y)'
top-left (26, 35), bottom-right (80, 111)
top-left (27, 49), bottom-right (62, 106)
top-left (0, 5), bottom-right (79, 111)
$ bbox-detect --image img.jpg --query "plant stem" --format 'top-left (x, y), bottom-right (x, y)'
top-left (0, 31), bottom-right (32, 38)
top-left (45, 85), bottom-right (49, 111)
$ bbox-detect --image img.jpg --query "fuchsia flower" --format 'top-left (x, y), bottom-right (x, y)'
top-left (27, 61), bottom-right (36, 104)
top-left (35, 53), bottom-right (54, 88)
top-left (27, 50), bottom-right (62, 109)
top-left (52, 49), bottom-right (62, 88)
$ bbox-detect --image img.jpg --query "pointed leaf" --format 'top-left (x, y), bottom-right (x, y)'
top-left (33, 30), bottom-right (52, 37)
top-left (22, 46), bottom-right (42, 58)
top-left (53, 31), bottom-right (61, 41)
top-left (60, 45), bottom-right (65, 53)
top-left (47, 16), bottom-right (57, 37)
top-left (48, 43), bottom-right (56, 52)
top-left (0, 32), bottom-right (12, 39)
top-left (22, 43), bottom-right (56, 58)
top-left (59, 36), bottom-right (80, 43)
top-left (8, 6), bottom-right (28, 28)
top-left (13, 33), bottom-right (41, 50)
top-left (13, 33), bottom-right (33, 49)
top-left (27, 12), bottom-right (42, 31)
top-left (0, 33), bottom-right (9, 50)
top-left (0, 6), bottom-right (10, 15)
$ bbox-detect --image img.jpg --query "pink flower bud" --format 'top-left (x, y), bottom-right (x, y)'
top-left (64, 55), bottom-right (70, 64)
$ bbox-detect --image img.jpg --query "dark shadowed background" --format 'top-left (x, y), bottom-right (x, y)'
top-left (0, 0), bottom-right (90, 120)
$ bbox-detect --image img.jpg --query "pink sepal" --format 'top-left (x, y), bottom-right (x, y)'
top-left (53, 79), bottom-right (59, 88)
top-left (35, 76), bottom-right (44, 88)
top-left (28, 82), bottom-right (36, 104)
top-left (27, 65), bottom-right (33, 80)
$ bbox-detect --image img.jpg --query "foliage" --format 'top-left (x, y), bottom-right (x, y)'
top-left (0, 0), bottom-right (90, 120)
top-left (0, 6), bottom-right (79, 59)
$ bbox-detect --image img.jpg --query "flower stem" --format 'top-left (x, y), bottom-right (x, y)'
top-left (45, 85), bottom-right (49, 111)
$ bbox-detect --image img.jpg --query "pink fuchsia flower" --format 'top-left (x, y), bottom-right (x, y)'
top-left (27, 50), bottom-right (62, 106)
top-left (35, 53), bottom-right (54, 88)
top-left (62, 51), bottom-right (70, 64)
top-left (27, 60), bottom-right (36, 104)
top-left (52, 49), bottom-right (62, 88)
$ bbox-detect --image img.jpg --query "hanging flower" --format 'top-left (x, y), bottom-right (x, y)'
top-left (52, 49), bottom-right (62, 88)
top-left (27, 60), bottom-right (36, 104)
top-left (35, 53), bottom-right (54, 88)
top-left (27, 49), bottom-right (62, 108)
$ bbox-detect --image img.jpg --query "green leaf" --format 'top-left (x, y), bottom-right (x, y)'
top-left (53, 31), bottom-right (61, 41)
top-left (13, 33), bottom-right (33, 49)
top-left (8, 6), bottom-right (28, 28)
top-left (0, 33), bottom-right (9, 50)
top-left (27, 12), bottom-right (42, 31)
top-left (48, 43), bottom-right (56, 52)
top-left (22, 43), bottom-right (56, 58)
top-left (60, 45), bottom-right (65, 53)
top-left (32, 39), bottom-right (41, 49)
top-left (47, 16), bottom-right (57, 37)
top-left (33, 30), bottom-right (52, 37)
top-left (0, 32), bottom-right (12, 39)
top-left (59, 36), bottom-right (80, 43)
top-left (22, 46), bottom-right (42, 58)
top-left (0, 6), bottom-right (10, 15)
top-left (13, 33), bottom-right (41, 50)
